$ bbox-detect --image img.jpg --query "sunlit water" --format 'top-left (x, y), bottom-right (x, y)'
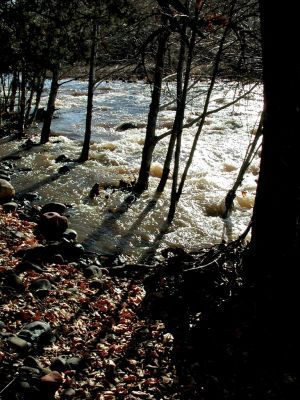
top-left (0, 79), bottom-right (263, 263)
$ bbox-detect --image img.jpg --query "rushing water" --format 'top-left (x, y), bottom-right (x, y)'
top-left (0, 79), bottom-right (263, 262)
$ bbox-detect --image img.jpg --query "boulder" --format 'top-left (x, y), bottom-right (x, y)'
top-left (40, 202), bottom-right (67, 215)
top-left (38, 212), bottom-right (68, 239)
top-left (116, 121), bottom-right (138, 131)
top-left (0, 179), bottom-right (15, 203)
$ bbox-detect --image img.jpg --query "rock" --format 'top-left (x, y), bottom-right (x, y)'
top-left (66, 357), bottom-right (86, 371)
top-left (89, 183), bottom-right (100, 199)
top-left (50, 356), bottom-right (68, 372)
top-left (21, 138), bottom-right (35, 149)
top-left (61, 388), bottom-right (76, 398)
top-left (59, 243), bottom-right (84, 261)
top-left (44, 242), bottom-right (84, 262)
top-left (116, 121), bottom-right (137, 131)
top-left (55, 154), bottom-right (71, 163)
top-left (17, 365), bottom-right (42, 395)
top-left (0, 178), bottom-right (15, 203)
top-left (18, 321), bottom-right (52, 346)
top-left (16, 259), bottom-right (44, 273)
top-left (0, 174), bottom-right (11, 181)
top-left (37, 212), bottom-right (68, 239)
top-left (40, 202), bottom-right (67, 215)
top-left (34, 107), bottom-right (46, 121)
top-left (52, 254), bottom-right (65, 264)
top-left (17, 191), bottom-right (41, 202)
top-left (58, 165), bottom-right (70, 174)
top-left (2, 201), bottom-right (18, 212)
top-left (84, 265), bottom-right (103, 279)
top-left (8, 335), bottom-right (31, 351)
top-left (62, 229), bottom-right (78, 241)
top-left (23, 355), bottom-right (50, 374)
top-left (89, 279), bottom-right (103, 290)
top-left (51, 356), bottom-right (86, 372)
top-left (40, 371), bottom-right (63, 392)
top-left (29, 279), bottom-right (52, 298)
top-left (3, 271), bottom-right (25, 292)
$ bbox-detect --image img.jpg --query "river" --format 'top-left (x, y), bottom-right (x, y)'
top-left (0, 79), bottom-right (263, 263)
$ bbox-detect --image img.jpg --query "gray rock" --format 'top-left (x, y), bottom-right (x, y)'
top-left (0, 178), bottom-right (15, 203)
top-left (29, 279), bottom-right (52, 298)
top-left (18, 321), bottom-right (52, 346)
top-left (8, 335), bottom-right (31, 351)
top-left (2, 201), bottom-right (18, 212)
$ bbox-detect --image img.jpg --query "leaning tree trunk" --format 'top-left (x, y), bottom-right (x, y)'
top-left (247, 0), bottom-right (300, 368)
top-left (40, 65), bottom-right (60, 144)
top-left (134, 27), bottom-right (170, 193)
top-left (79, 22), bottom-right (97, 163)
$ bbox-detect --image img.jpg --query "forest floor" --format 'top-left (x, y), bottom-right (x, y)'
top-left (1, 135), bottom-right (300, 399)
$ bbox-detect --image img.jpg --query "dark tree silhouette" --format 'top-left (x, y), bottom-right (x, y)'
top-left (248, 0), bottom-right (300, 367)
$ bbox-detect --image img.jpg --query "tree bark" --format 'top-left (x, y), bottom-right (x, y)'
top-left (247, 1), bottom-right (300, 366)
top-left (79, 22), bottom-right (97, 163)
top-left (30, 71), bottom-right (46, 125)
top-left (9, 70), bottom-right (18, 113)
top-left (40, 65), bottom-right (60, 144)
top-left (17, 61), bottom-right (26, 139)
top-left (156, 26), bottom-right (187, 195)
top-left (134, 27), bottom-right (170, 193)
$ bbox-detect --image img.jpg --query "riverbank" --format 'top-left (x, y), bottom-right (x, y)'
top-left (1, 185), bottom-right (298, 399)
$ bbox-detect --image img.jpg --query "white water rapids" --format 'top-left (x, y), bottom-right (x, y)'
top-left (0, 79), bottom-right (263, 263)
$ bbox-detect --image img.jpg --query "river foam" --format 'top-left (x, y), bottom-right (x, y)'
top-left (0, 79), bottom-right (263, 262)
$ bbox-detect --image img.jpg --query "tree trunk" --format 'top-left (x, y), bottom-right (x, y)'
top-left (17, 61), bottom-right (26, 139)
top-left (134, 27), bottom-right (170, 193)
top-left (40, 65), bottom-right (60, 144)
top-left (167, 9), bottom-right (199, 222)
top-left (30, 72), bottom-right (46, 125)
top-left (9, 71), bottom-right (18, 113)
top-left (247, 1), bottom-right (300, 366)
top-left (25, 74), bottom-right (37, 125)
top-left (79, 23), bottom-right (97, 163)
top-left (156, 27), bottom-right (187, 195)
